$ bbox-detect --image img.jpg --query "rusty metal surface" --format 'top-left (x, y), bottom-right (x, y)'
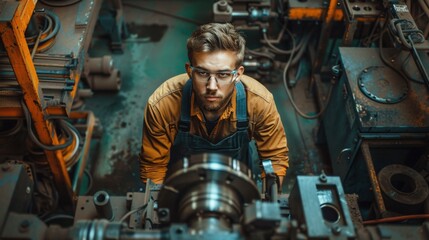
top-left (378, 164), bottom-right (429, 214)
top-left (289, 174), bottom-right (356, 238)
top-left (0, 0), bottom-right (74, 206)
top-left (357, 66), bottom-right (409, 104)
top-left (38, 0), bottom-right (102, 58)
top-left (339, 47), bottom-right (429, 132)
top-left (313, 0), bottom-right (339, 72)
top-left (69, 111), bottom-right (96, 193)
top-left (74, 192), bottom-right (146, 224)
top-left (0, 0), bottom-right (102, 117)
top-left (1, 213), bottom-right (46, 240)
top-left (343, 0), bottom-right (383, 19)
top-left (361, 141), bottom-right (386, 218)
top-left (0, 163), bottom-right (33, 232)
top-left (287, 0), bottom-right (343, 21)
top-left (340, 1), bottom-right (384, 57)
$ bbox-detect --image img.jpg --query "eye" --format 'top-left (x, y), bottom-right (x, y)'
top-left (196, 70), bottom-right (209, 77)
top-left (216, 72), bottom-right (232, 79)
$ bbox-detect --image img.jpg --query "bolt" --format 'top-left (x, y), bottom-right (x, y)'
top-left (159, 209), bottom-right (167, 217)
top-left (319, 171), bottom-right (327, 182)
top-left (26, 187), bottom-right (31, 194)
top-left (217, 0), bottom-right (228, 12)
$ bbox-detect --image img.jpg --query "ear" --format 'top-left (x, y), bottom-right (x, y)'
top-left (235, 65), bottom-right (245, 82)
top-left (185, 63), bottom-right (192, 79)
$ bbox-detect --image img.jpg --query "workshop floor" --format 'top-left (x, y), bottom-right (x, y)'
top-left (82, 0), bottom-right (331, 196)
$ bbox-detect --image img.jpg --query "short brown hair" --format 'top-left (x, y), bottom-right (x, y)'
top-left (187, 23), bottom-right (246, 67)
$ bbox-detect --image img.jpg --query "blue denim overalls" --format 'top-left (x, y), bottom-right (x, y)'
top-left (169, 79), bottom-right (252, 168)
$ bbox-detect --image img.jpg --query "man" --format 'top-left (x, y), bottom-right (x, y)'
top-left (139, 23), bottom-right (289, 188)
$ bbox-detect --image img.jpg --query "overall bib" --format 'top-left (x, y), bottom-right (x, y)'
top-left (169, 79), bottom-right (252, 169)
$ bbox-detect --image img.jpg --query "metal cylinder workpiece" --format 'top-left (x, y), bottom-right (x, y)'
top-left (88, 55), bottom-right (114, 75)
top-left (88, 68), bottom-right (121, 91)
top-left (93, 190), bottom-right (114, 221)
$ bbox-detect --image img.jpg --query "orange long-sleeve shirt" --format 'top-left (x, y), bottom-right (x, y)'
top-left (140, 73), bottom-right (289, 183)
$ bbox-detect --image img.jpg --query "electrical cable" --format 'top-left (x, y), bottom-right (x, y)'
top-left (290, 29), bottom-right (315, 66)
top-left (31, 30), bottom-right (43, 59)
top-left (42, 115), bottom-right (83, 169)
top-left (63, 123), bottom-right (81, 169)
top-left (39, 0), bottom-right (81, 7)
top-left (43, 214), bottom-right (74, 224)
top-left (262, 27), bottom-right (302, 55)
top-left (402, 53), bottom-right (425, 84)
top-left (21, 100), bottom-right (74, 151)
top-left (393, 20), bottom-right (424, 49)
top-left (407, 33), bottom-right (429, 86)
top-left (81, 168), bottom-right (93, 196)
top-left (363, 214), bottom-right (429, 225)
top-left (245, 48), bottom-right (275, 60)
top-left (277, 0), bottom-right (284, 15)
top-left (122, 1), bottom-right (203, 26)
top-left (361, 13), bottom-right (382, 47)
top-left (0, 119), bottom-right (24, 137)
top-left (281, 28), bottom-right (335, 119)
top-left (119, 203), bottom-right (148, 223)
top-left (26, 10), bottom-right (61, 53)
top-left (379, 23), bottom-right (420, 85)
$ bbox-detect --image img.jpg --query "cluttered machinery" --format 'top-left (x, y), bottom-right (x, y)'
top-left (1, 0), bottom-right (429, 239)
top-left (3, 153), bottom-right (429, 239)
top-left (213, 0), bottom-right (429, 222)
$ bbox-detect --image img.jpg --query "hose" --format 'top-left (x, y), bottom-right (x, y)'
top-left (262, 27), bottom-right (302, 55)
top-left (281, 28), bottom-right (335, 119)
top-left (26, 10), bottom-right (61, 53)
top-left (21, 100), bottom-right (74, 151)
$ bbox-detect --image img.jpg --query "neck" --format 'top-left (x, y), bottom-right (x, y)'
top-left (203, 110), bottom-right (221, 121)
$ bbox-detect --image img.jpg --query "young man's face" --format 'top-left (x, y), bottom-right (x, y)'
top-left (186, 50), bottom-right (244, 114)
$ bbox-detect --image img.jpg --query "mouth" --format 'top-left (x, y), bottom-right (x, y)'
top-left (204, 95), bottom-right (220, 102)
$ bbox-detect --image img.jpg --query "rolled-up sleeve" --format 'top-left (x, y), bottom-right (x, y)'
top-left (252, 94), bottom-right (289, 177)
top-left (139, 103), bottom-right (171, 184)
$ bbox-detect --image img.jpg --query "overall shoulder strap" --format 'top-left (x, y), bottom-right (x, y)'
top-left (179, 79), bottom-right (192, 131)
top-left (235, 81), bottom-right (248, 130)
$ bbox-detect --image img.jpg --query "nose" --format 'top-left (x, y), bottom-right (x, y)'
top-left (206, 75), bottom-right (218, 90)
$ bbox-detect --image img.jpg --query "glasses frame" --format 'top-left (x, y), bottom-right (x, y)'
top-left (190, 66), bottom-right (238, 86)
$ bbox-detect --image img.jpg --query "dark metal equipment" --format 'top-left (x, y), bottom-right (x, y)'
top-left (158, 154), bottom-right (260, 225)
top-left (322, 47), bottom-right (429, 218)
top-left (0, 163), bottom-right (34, 232)
top-left (2, 154), bottom-right (429, 239)
top-left (289, 174), bottom-right (356, 239)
